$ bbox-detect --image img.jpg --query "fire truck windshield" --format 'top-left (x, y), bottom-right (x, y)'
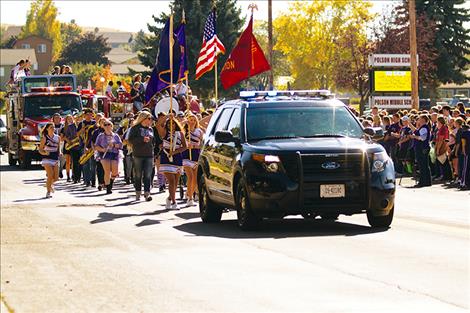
top-left (24, 95), bottom-right (82, 118)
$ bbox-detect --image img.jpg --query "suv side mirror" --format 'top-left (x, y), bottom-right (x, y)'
top-left (215, 130), bottom-right (236, 143)
top-left (364, 127), bottom-right (384, 140)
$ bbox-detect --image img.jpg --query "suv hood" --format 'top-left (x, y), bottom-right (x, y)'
top-left (245, 137), bottom-right (382, 154)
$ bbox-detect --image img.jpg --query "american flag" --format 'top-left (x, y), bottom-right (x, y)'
top-left (195, 10), bottom-right (225, 80)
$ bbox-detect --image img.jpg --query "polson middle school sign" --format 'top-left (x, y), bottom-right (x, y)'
top-left (370, 96), bottom-right (412, 109)
top-left (368, 54), bottom-right (419, 67)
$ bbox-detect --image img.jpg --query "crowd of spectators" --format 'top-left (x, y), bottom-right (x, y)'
top-left (357, 103), bottom-right (470, 190)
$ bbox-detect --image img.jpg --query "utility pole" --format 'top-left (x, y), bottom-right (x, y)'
top-left (268, 0), bottom-right (274, 90)
top-left (409, 0), bottom-right (419, 110)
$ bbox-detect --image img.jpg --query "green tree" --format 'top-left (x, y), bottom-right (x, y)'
top-left (130, 30), bottom-right (148, 52)
top-left (415, 0), bottom-right (470, 85)
top-left (69, 62), bottom-right (103, 87)
top-left (20, 0), bottom-right (62, 60)
top-left (138, 0), bottom-right (244, 99)
top-left (58, 32), bottom-right (111, 65)
top-left (60, 19), bottom-right (83, 45)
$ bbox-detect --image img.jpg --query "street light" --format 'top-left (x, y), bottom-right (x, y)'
top-left (100, 77), bottom-right (105, 95)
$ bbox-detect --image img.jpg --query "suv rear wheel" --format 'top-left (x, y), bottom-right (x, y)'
top-left (198, 174), bottom-right (223, 223)
top-left (367, 206), bottom-right (394, 228)
top-left (8, 153), bottom-right (17, 166)
top-left (236, 180), bottom-right (260, 230)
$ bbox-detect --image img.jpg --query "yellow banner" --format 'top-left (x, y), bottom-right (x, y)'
top-left (374, 71), bottom-right (411, 92)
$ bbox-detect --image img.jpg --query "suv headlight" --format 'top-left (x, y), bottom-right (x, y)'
top-left (372, 151), bottom-right (389, 173)
top-left (252, 153), bottom-right (281, 173)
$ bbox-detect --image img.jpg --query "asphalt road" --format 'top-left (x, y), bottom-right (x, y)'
top-left (1, 155), bottom-right (469, 313)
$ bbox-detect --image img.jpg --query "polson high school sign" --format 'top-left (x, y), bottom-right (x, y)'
top-left (368, 54), bottom-right (419, 67)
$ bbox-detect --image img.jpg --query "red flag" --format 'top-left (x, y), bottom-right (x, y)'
top-left (220, 16), bottom-right (271, 89)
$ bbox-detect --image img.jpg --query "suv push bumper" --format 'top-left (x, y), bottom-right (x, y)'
top-left (244, 157), bottom-right (395, 218)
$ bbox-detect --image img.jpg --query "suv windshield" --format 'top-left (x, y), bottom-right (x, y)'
top-left (24, 95), bottom-right (82, 118)
top-left (246, 105), bottom-right (363, 141)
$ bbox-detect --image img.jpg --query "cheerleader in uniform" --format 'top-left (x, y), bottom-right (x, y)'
top-left (39, 122), bottom-right (61, 198)
top-left (159, 115), bottom-right (187, 210)
top-left (182, 113), bottom-right (204, 206)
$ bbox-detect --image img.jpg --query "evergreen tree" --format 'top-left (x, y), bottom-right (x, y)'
top-left (415, 0), bottom-right (470, 84)
top-left (58, 32), bottom-right (111, 65)
top-left (138, 0), bottom-right (244, 99)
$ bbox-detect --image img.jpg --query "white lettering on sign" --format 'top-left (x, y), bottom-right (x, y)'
top-left (371, 96), bottom-right (412, 109)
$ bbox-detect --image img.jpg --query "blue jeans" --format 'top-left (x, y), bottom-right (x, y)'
top-left (133, 156), bottom-right (153, 192)
top-left (82, 157), bottom-right (96, 185)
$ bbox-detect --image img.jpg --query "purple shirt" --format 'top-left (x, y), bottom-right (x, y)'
top-left (95, 133), bottom-right (123, 154)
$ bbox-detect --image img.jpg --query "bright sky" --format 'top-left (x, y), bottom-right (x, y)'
top-left (0, 0), bottom-right (400, 33)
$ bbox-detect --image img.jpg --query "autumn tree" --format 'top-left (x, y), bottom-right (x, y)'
top-left (58, 32), bottom-right (111, 65)
top-left (274, 1), bottom-right (373, 91)
top-left (20, 0), bottom-right (62, 60)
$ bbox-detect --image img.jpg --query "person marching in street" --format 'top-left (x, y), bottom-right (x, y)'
top-left (94, 119), bottom-right (123, 194)
top-left (182, 113), bottom-right (204, 206)
top-left (154, 112), bottom-right (167, 192)
top-left (158, 114), bottom-right (187, 210)
top-left (117, 112), bottom-right (135, 185)
top-left (410, 114), bottom-right (432, 187)
top-left (128, 111), bottom-right (155, 201)
top-left (52, 113), bottom-right (65, 179)
top-left (78, 108), bottom-right (96, 187)
top-left (39, 122), bottom-right (62, 198)
top-left (64, 113), bottom-right (82, 183)
top-left (60, 115), bottom-right (74, 182)
top-left (91, 114), bottom-right (106, 191)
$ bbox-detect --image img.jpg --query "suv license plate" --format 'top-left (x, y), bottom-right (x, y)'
top-left (320, 184), bottom-right (345, 198)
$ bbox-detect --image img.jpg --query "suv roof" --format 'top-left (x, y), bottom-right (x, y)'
top-left (223, 90), bottom-right (346, 108)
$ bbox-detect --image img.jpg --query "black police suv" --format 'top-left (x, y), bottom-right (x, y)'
top-left (197, 90), bottom-right (395, 230)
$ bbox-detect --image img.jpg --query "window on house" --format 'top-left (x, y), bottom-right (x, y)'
top-left (21, 43), bottom-right (31, 49)
top-left (0, 67), bottom-right (5, 77)
top-left (37, 44), bottom-right (47, 53)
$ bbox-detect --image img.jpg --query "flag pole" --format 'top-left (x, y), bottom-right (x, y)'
top-left (214, 60), bottom-right (218, 107)
top-left (169, 14), bottom-right (174, 160)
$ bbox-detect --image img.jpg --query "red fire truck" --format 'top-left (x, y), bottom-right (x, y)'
top-left (80, 89), bottom-right (133, 127)
top-left (6, 75), bottom-right (82, 168)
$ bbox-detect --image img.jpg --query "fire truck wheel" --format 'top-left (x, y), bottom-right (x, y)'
top-left (8, 153), bottom-right (17, 166)
top-left (19, 151), bottom-right (32, 169)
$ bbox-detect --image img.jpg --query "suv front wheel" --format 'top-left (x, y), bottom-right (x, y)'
top-left (236, 179), bottom-right (261, 230)
top-left (198, 174), bottom-right (223, 223)
top-left (367, 206), bottom-right (394, 228)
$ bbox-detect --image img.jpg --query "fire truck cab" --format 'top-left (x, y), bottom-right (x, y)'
top-left (6, 75), bottom-right (82, 168)
top-left (80, 89), bottom-right (133, 128)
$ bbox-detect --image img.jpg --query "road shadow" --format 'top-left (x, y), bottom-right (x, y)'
top-left (175, 212), bottom-right (200, 220)
top-left (90, 208), bottom-right (169, 224)
top-left (174, 218), bottom-right (388, 239)
top-left (135, 219), bottom-right (161, 227)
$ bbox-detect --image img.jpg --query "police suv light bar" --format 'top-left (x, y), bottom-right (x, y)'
top-left (240, 90), bottom-right (332, 99)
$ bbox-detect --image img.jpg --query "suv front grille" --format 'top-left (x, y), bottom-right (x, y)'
top-left (300, 153), bottom-right (368, 209)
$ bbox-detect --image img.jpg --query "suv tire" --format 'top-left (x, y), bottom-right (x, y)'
top-left (367, 206), bottom-right (394, 228)
top-left (198, 174), bottom-right (223, 223)
top-left (236, 179), bottom-right (260, 230)
top-left (19, 151), bottom-right (32, 169)
top-left (8, 153), bottom-right (17, 166)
